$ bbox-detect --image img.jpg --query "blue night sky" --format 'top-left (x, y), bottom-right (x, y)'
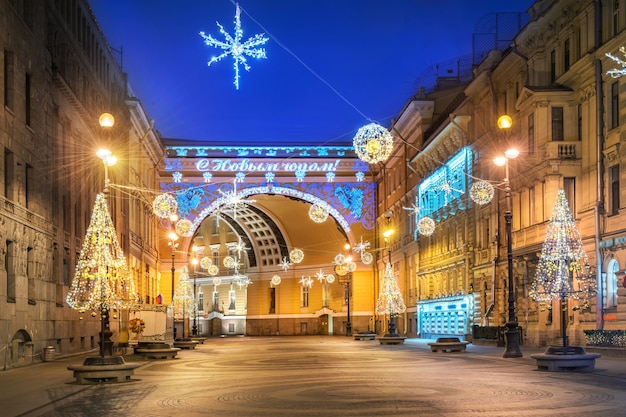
top-left (89, 0), bottom-right (533, 144)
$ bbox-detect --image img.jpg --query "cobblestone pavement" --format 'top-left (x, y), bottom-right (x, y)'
top-left (1, 337), bottom-right (626, 417)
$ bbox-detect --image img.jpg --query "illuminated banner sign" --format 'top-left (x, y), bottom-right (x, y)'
top-left (195, 158), bottom-right (341, 173)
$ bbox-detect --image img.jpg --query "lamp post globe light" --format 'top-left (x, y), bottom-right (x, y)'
top-left (495, 114), bottom-right (523, 358)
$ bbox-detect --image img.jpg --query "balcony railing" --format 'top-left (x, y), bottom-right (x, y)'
top-left (544, 141), bottom-right (580, 160)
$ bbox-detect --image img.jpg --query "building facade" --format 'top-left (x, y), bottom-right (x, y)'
top-left (383, 0), bottom-right (626, 347)
top-left (0, 0), bottom-right (163, 367)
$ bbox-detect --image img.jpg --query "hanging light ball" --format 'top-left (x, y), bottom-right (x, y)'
top-left (335, 264), bottom-right (348, 276)
top-left (289, 248), bottom-right (304, 264)
top-left (208, 265), bottom-right (219, 276)
top-left (346, 261), bottom-right (357, 272)
top-left (325, 274), bottom-right (335, 284)
top-left (470, 180), bottom-right (495, 205)
top-left (213, 277), bottom-right (222, 286)
top-left (152, 193), bottom-right (178, 218)
top-left (223, 256), bottom-right (235, 268)
top-left (334, 253), bottom-right (345, 266)
top-left (271, 275), bottom-right (282, 286)
top-left (353, 123), bottom-right (394, 164)
top-left (308, 203), bottom-right (329, 223)
top-left (175, 218), bottom-right (194, 237)
top-left (200, 256), bottom-right (213, 270)
top-left (418, 216), bottom-right (436, 236)
top-left (361, 252), bottom-right (373, 265)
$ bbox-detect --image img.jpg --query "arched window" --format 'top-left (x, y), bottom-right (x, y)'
top-left (604, 259), bottom-right (619, 309)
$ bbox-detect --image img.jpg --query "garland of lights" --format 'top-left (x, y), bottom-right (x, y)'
top-left (308, 203), bottom-right (329, 223)
top-left (470, 180), bottom-right (495, 205)
top-left (289, 248), bottom-right (304, 264)
top-left (152, 193), bottom-right (178, 218)
top-left (175, 218), bottom-right (194, 237)
top-left (417, 216), bottom-right (436, 236)
top-left (353, 123), bottom-right (394, 164)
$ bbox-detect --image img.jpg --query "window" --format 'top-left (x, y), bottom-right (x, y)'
top-left (564, 39), bottom-right (570, 72)
top-left (552, 107), bottom-right (564, 141)
top-left (4, 148), bottom-right (14, 199)
top-left (269, 288), bottom-right (275, 314)
top-left (301, 285), bottom-right (309, 308)
top-left (550, 50), bottom-right (556, 83)
top-left (25, 72), bottom-right (31, 126)
top-left (529, 186), bottom-right (536, 225)
top-left (6, 240), bottom-right (15, 302)
top-left (3, 50), bottom-right (14, 109)
top-left (528, 113), bottom-right (535, 154)
top-left (611, 81), bottom-right (619, 129)
top-left (614, 0), bottom-right (620, 36)
top-left (212, 290), bottom-right (219, 311)
top-left (577, 104), bottom-right (583, 141)
top-left (563, 177), bottom-right (576, 217)
top-left (604, 258), bottom-right (619, 309)
top-left (27, 246), bottom-right (35, 305)
top-left (198, 292), bottom-right (204, 313)
top-left (609, 164), bottom-right (620, 215)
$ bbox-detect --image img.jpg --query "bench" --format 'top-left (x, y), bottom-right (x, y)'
top-left (378, 336), bottom-right (406, 345)
top-left (67, 362), bottom-right (141, 384)
top-left (135, 342), bottom-right (180, 359)
top-left (173, 339), bottom-right (199, 349)
top-left (427, 337), bottom-right (470, 353)
top-left (354, 333), bottom-right (376, 341)
top-left (530, 346), bottom-right (601, 372)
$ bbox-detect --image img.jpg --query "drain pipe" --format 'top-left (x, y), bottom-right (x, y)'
top-left (594, 0), bottom-right (605, 330)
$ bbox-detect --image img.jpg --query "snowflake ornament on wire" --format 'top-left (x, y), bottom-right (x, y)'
top-left (606, 46), bottom-right (626, 78)
top-left (279, 256), bottom-right (291, 271)
top-left (199, 3), bottom-right (269, 89)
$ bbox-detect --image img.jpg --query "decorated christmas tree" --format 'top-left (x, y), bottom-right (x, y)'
top-left (376, 262), bottom-right (406, 336)
top-left (172, 266), bottom-right (194, 337)
top-left (529, 189), bottom-right (596, 346)
top-left (66, 192), bottom-right (137, 356)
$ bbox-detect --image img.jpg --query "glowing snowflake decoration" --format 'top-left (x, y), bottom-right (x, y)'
top-left (403, 196), bottom-right (421, 219)
top-left (279, 256), bottom-right (291, 271)
top-left (316, 269), bottom-right (326, 282)
top-left (606, 47), bottom-right (626, 78)
top-left (199, 3), bottom-right (269, 89)
top-left (295, 170), bottom-right (306, 182)
top-left (265, 172), bottom-right (275, 183)
top-left (203, 172), bottom-right (213, 183)
top-left (219, 180), bottom-right (256, 219)
top-left (173, 171), bottom-right (183, 182)
top-left (355, 171), bottom-right (365, 182)
top-left (235, 172), bottom-right (246, 183)
top-left (299, 276), bottom-right (314, 288)
top-left (353, 237), bottom-right (371, 254)
top-left (326, 172), bottom-right (335, 182)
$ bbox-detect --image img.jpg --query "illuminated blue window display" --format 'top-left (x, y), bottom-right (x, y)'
top-left (417, 294), bottom-right (473, 338)
top-left (418, 147), bottom-right (472, 218)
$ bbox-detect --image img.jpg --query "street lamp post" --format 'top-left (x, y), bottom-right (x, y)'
top-left (95, 113), bottom-right (116, 358)
top-left (383, 229), bottom-right (398, 337)
top-left (344, 243), bottom-right (352, 337)
top-left (495, 115), bottom-right (522, 358)
top-left (168, 231), bottom-right (179, 338)
top-left (191, 246), bottom-right (199, 336)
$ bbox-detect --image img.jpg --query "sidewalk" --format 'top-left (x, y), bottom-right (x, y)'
top-left (1, 337), bottom-right (625, 417)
